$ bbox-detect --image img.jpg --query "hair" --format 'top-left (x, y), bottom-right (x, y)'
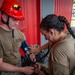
top-left (40, 14), bottom-right (75, 39)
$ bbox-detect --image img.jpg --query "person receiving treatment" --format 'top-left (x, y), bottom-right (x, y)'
top-left (30, 14), bottom-right (75, 75)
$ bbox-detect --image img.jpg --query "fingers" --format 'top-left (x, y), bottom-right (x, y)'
top-left (23, 66), bottom-right (35, 75)
top-left (30, 44), bottom-right (39, 50)
top-left (30, 44), bottom-right (40, 55)
top-left (30, 49), bottom-right (39, 55)
top-left (29, 53), bottom-right (36, 62)
top-left (30, 52), bottom-right (37, 55)
top-left (33, 64), bottom-right (40, 74)
top-left (30, 66), bottom-right (35, 70)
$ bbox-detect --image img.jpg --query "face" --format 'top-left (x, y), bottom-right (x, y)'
top-left (40, 28), bottom-right (57, 45)
top-left (9, 17), bottom-right (19, 29)
top-left (2, 13), bottom-right (20, 30)
top-left (41, 28), bottom-right (62, 44)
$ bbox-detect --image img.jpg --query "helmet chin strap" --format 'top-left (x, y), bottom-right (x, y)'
top-left (1, 16), bottom-right (14, 38)
top-left (1, 16), bottom-right (10, 29)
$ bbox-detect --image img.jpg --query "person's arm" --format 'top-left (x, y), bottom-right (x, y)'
top-left (39, 42), bottom-right (49, 51)
top-left (30, 42), bottom-right (51, 55)
top-left (0, 58), bottom-right (34, 75)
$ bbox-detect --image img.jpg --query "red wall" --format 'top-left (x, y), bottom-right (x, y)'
top-left (16, 0), bottom-right (41, 45)
top-left (54, 0), bottom-right (73, 31)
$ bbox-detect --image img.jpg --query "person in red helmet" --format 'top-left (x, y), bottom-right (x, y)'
top-left (0, 0), bottom-right (37, 75)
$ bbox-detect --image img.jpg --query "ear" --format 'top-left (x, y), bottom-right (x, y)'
top-left (1, 14), bottom-right (8, 22)
top-left (49, 29), bottom-right (55, 36)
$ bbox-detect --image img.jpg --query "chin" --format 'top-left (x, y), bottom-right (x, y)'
top-left (11, 27), bottom-right (16, 30)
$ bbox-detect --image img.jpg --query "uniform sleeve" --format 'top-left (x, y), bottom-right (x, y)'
top-left (53, 39), bottom-right (75, 75)
top-left (53, 42), bottom-right (70, 75)
top-left (0, 40), bottom-right (3, 58)
top-left (54, 62), bottom-right (69, 75)
top-left (21, 32), bottom-right (26, 42)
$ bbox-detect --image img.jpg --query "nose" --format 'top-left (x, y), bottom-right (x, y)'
top-left (15, 20), bottom-right (19, 25)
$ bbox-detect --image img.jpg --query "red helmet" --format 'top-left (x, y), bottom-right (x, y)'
top-left (0, 0), bottom-right (24, 20)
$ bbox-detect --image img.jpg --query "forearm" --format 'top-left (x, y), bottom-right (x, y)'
top-left (0, 61), bottom-right (23, 73)
top-left (30, 42), bottom-right (51, 54)
top-left (39, 42), bottom-right (49, 52)
top-left (0, 58), bottom-right (34, 75)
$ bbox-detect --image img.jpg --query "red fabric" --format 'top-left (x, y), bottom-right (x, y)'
top-left (54, 0), bottom-right (73, 31)
top-left (16, 0), bottom-right (41, 56)
top-left (16, 0), bottom-right (41, 45)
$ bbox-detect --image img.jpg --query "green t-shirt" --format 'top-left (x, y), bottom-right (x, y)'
top-left (0, 27), bottom-right (25, 75)
top-left (48, 34), bottom-right (75, 75)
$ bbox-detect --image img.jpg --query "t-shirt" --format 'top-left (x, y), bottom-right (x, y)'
top-left (0, 27), bottom-right (25, 75)
top-left (48, 34), bottom-right (75, 75)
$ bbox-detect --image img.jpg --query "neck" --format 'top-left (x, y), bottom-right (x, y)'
top-left (54, 31), bottom-right (67, 43)
top-left (59, 32), bottom-right (67, 41)
top-left (0, 24), bottom-right (11, 31)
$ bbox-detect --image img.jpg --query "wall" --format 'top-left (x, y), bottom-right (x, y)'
top-left (41, 0), bottom-right (54, 45)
